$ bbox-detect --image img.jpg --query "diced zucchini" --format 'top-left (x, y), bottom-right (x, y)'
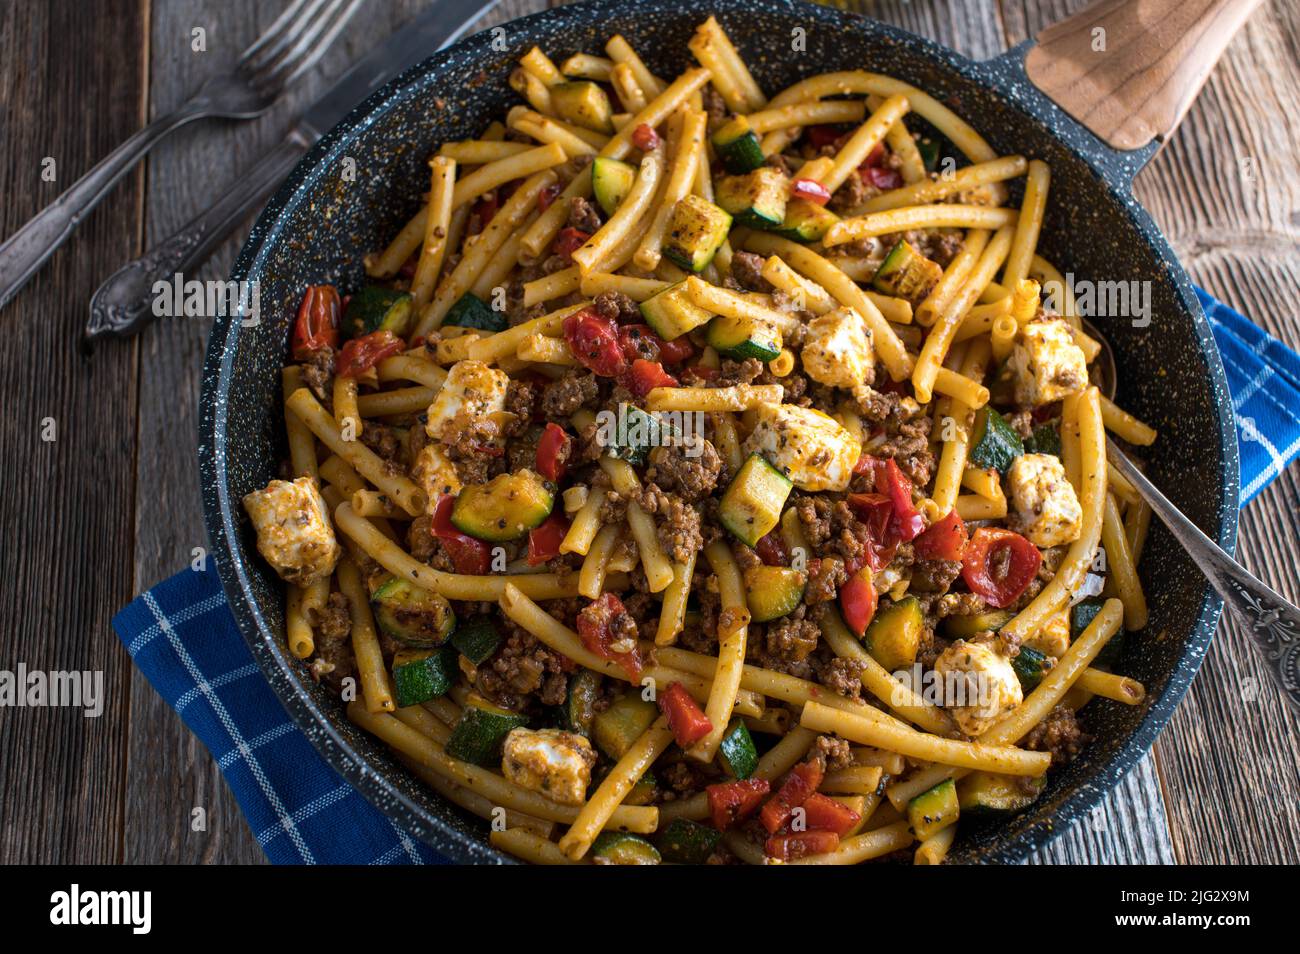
top-left (718, 453), bottom-right (793, 547)
top-left (444, 291), bottom-right (507, 332)
top-left (663, 195), bottom-right (732, 273)
top-left (392, 646), bottom-right (457, 707)
top-left (450, 469), bottom-right (554, 542)
top-left (344, 286), bottom-right (414, 337)
top-left (968, 406), bottom-right (1024, 475)
top-left (565, 670), bottom-right (602, 737)
top-left (591, 156), bottom-right (636, 217)
top-left (942, 609), bottom-right (1014, 640)
top-left (871, 240), bottom-right (943, 304)
top-left (655, 818), bottom-right (722, 864)
top-left (450, 617), bottom-right (501, 665)
top-left (957, 772), bottom-right (1044, 816)
top-left (1072, 596), bottom-right (1125, 667)
top-left (743, 565), bottom-right (805, 623)
top-left (604, 403), bottom-right (678, 466)
top-left (639, 280), bottom-right (714, 341)
top-left (1024, 421), bottom-right (1061, 457)
top-left (715, 167), bottom-right (789, 230)
top-left (592, 692), bottom-right (658, 759)
top-left (916, 138), bottom-right (941, 173)
top-left (445, 695), bottom-right (529, 766)
top-left (774, 197), bottom-right (839, 243)
top-left (624, 769), bottom-right (657, 806)
top-left (711, 115), bottom-right (765, 174)
top-left (908, 778), bottom-right (959, 841)
top-left (706, 312), bottom-right (782, 362)
top-left (717, 718), bottom-right (759, 779)
top-left (864, 596), bottom-right (924, 673)
top-left (370, 576), bottom-right (456, 648)
top-left (590, 831), bottom-right (662, 865)
top-left (550, 80), bottom-right (614, 132)
top-left (1012, 645), bottom-right (1049, 691)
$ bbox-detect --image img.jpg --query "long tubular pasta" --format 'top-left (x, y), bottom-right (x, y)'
top-left (961, 465), bottom-right (1002, 500)
top-left (410, 156), bottom-right (457, 310)
top-left (493, 827), bottom-right (584, 865)
top-left (356, 385), bottom-right (436, 418)
top-left (913, 225), bottom-right (1014, 403)
top-left (820, 765), bottom-right (884, 795)
top-left (914, 824), bottom-right (956, 865)
top-left (656, 548), bottom-right (697, 646)
top-left (748, 99), bottom-right (865, 136)
top-left (819, 94), bottom-right (909, 193)
top-left (1059, 391), bottom-right (1083, 490)
top-left (1125, 495), bottom-right (1153, 562)
top-left (472, 209), bottom-right (541, 301)
top-left (932, 367), bottom-right (990, 408)
top-left (710, 411), bottom-right (744, 475)
top-left (955, 491), bottom-right (1008, 520)
top-left (438, 140), bottom-right (531, 163)
top-left (1077, 668), bottom-right (1146, 704)
top-left (786, 821), bottom-right (915, 866)
top-left (332, 374), bottom-right (362, 438)
top-left (860, 155), bottom-right (1027, 214)
top-left (609, 62), bottom-right (648, 112)
top-left (740, 231), bottom-right (913, 380)
top-left (743, 707), bottom-right (790, 735)
top-left (282, 367), bottom-right (319, 481)
top-left (688, 541), bottom-right (750, 762)
top-left (931, 338), bottom-right (992, 514)
top-left (510, 66), bottom-right (553, 115)
top-left (646, 383), bottom-right (782, 412)
top-left (917, 228), bottom-right (989, 327)
top-left (286, 388), bottom-right (427, 516)
top-left (319, 454), bottom-right (366, 496)
top-left (1101, 492), bottom-right (1149, 630)
top-left (826, 204), bottom-right (1016, 247)
top-left (1099, 394), bottom-right (1158, 446)
top-left (510, 109), bottom-right (603, 157)
top-left (285, 584), bottom-right (314, 659)
top-left (579, 272), bottom-right (669, 303)
top-left (598, 67), bottom-right (711, 161)
top-left (521, 165), bottom-right (593, 258)
top-left (1002, 389), bottom-right (1107, 645)
top-left (572, 147), bottom-right (664, 273)
top-left (398, 757), bottom-right (555, 837)
top-left (605, 35), bottom-right (666, 97)
top-left (336, 557), bottom-right (394, 714)
top-left (1028, 254), bottom-right (1081, 329)
top-left (1003, 159), bottom-right (1050, 287)
top-left (392, 701), bottom-right (452, 744)
top-left (761, 255), bottom-right (836, 314)
top-left (300, 574), bottom-right (329, 627)
top-left (468, 301), bottom-right (591, 363)
top-left (522, 268), bottom-right (581, 310)
top-left (598, 457), bottom-right (673, 592)
top-left (351, 489), bottom-right (408, 519)
top-left (451, 142), bottom-right (565, 210)
top-left (377, 353), bottom-right (448, 390)
top-left (560, 717), bottom-right (675, 859)
top-left (366, 207), bottom-right (426, 278)
top-left (867, 94), bottom-right (926, 184)
top-left (517, 335), bottom-right (578, 367)
top-left (561, 52), bottom-right (613, 82)
top-left (692, 16), bottom-right (765, 112)
top-left (867, 291), bottom-right (913, 325)
top-left (951, 296), bottom-right (1014, 342)
top-left (520, 46), bottom-right (563, 86)
top-left (347, 702), bottom-right (657, 832)
top-left (561, 486), bottom-right (606, 555)
top-left (991, 315), bottom-right (1019, 364)
top-left (1107, 461), bottom-right (1141, 506)
top-left (1010, 277), bottom-right (1041, 326)
top-left (579, 523), bottom-right (621, 598)
top-left (636, 109), bottom-right (705, 270)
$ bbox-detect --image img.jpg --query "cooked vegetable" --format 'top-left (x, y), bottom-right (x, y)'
top-left (603, 403), bottom-right (677, 465)
top-left (968, 406), bottom-right (1025, 474)
top-left (961, 527), bottom-right (1042, 608)
top-left (957, 771), bottom-right (1045, 815)
top-left (774, 197), bottom-right (839, 242)
top-left (590, 831), bottom-right (661, 864)
top-left (392, 647), bottom-right (457, 707)
top-left (908, 778), bottom-right (959, 840)
top-left (624, 770), bottom-right (658, 806)
top-left (871, 239), bottom-right (943, 304)
top-left (864, 595), bottom-right (924, 672)
top-left (639, 280), bottom-right (714, 341)
top-left (1073, 596), bottom-right (1125, 667)
top-left (942, 609), bottom-right (1014, 640)
top-left (655, 818), bottom-right (722, 864)
top-left (718, 453), bottom-right (793, 547)
top-left (916, 137), bottom-right (941, 172)
top-left (743, 564), bottom-right (805, 622)
top-left (1012, 645), bottom-right (1050, 691)
top-left (592, 692), bottom-right (658, 759)
top-left (343, 285), bottom-right (414, 338)
top-left (707, 778), bottom-right (771, 829)
top-left (711, 115), bottom-right (765, 174)
top-left (370, 576), bottom-right (456, 648)
top-left (445, 695), bottom-right (529, 766)
top-left (706, 311), bottom-right (782, 362)
top-left (840, 567), bottom-right (878, 637)
top-left (550, 80), bottom-right (614, 132)
top-left (717, 718), bottom-right (758, 779)
top-left (1024, 421), bottom-right (1061, 457)
top-left (450, 617), bottom-right (501, 665)
top-left (444, 291), bottom-right (507, 332)
top-left (565, 670), bottom-right (602, 737)
top-left (591, 156), bottom-right (636, 216)
top-left (663, 195), bottom-right (732, 273)
top-left (450, 470), bottom-right (555, 542)
top-left (715, 167), bottom-right (789, 229)
top-left (658, 682), bottom-right (713, 747)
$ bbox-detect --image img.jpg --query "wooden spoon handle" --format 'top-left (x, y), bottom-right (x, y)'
top-left (1025, 0), bottom-right (1263, 151)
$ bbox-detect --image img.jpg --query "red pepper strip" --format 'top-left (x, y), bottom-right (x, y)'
top-left (431, 495), bottom-right (492, 574)
top-left (765, 830), bottom-right (840, 861)
top-left (526, 511), bottom-right (570, 566)
top-left (880, 458), bottom-right (925, 542)
top-left (845, 492), bottom-right (898, 573)
top-left (535, 422), bottom-right (571, 483)
top-left (576, 593), bottom-right (643, 680)
top-left (914, 510), bottom-right (969, 562)
top-left (336, 329), bottom-right (405, 378)
top-left (563, 307), bottom-right (628, 377)
top-left (791, 178), bottom-right (832, 206)
top-left (760, 760), bottom-right (825, 834)
top-left (839, 566), bottom-right (878, 638)
top-left (622, 358), bottom-right (677, 398)
top-left (291, 284), bottom-right (341, 360)
top-left (658, 682), bottom-right (714, 748)
top-left (707, 778), bottom-right (771, 830)
top-left (961, 528), bottom-right (1042, 608)
top-left (802, 793), bottom-right (861, 836)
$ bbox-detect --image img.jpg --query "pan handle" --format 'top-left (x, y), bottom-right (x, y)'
top-left (1024, 0), bottom-right (1263, 152)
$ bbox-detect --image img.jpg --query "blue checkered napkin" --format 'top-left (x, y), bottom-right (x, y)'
top-left (1197, 287), bottom-right (1300, 504)
top-left (111, 565), bottom-right (447, 865)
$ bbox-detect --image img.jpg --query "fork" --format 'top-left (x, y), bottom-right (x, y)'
top-left (0, 0), bottom-right (365, 312)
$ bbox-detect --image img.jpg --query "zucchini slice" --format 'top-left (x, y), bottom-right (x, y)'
top-left (591, 156), bottom-right (636, 217)
top-left (1012, 645), bottom-right (1050, 691)
top-left (957, 771), bottom-right (1044, 816)
top-left (392, 647), bottom-right (458, 708)
top-left (663, 195), bottom-right (732, 273)
top-left (942, 609), bottom-right (1014, 640)
top-left (550, 80), bottom-right (614, 133)
top-left (590, 831), bottom-right (661, 865)
top-left (968, 406), bottom-right (1024, 475)
top-left (711, 115), bottom-right (766, 174)
top-left (1023, 421), bottom-right (1061, 457)
top-left (864, 596), bottom-right (924, 673)
top-left (370, 576), bottom-right (456, 648)
top-left (655, 818), bottom-right (722, 864)
top-left (344, 286), bottom-right (414, 338)
top-left (565, 670), bottom-right (602, 737)
top-left (719, 454), bottom-right (793, 547)
top-left (705, 312), bottom-right (782, 362)
top-left (1072, 597), bottom-right (1126, 667)
top-left (445, 695), bottom-right (529, 766)
top-left (450, 617), bottom-right (501, 665)
top-left (639, 280), bottom-right (714, 341)
top-left (871, 239), bottom-right (943, 304)
top-left (623, 770), bottom-right (658, 807)
top-left (743, 565), bottom-right (805, 623)
top-left (717, 718), bottom-right (759, 779)
top-left (604, 403), bottom-right (678, 466)
top-left (444, 291), bottom-right (507, 332)
top-left (715, 167), bottom-right (789, 230)
top-left (774, 197), bottom-right (839, 243)
top-left (450, 470), bottom-right (554, 542)
top-left (916, 137), bottom-right (941, 173)
top-left (592, 692), bottom-right (658, 759)
top-left (908, 778), bottom-right (959, 841)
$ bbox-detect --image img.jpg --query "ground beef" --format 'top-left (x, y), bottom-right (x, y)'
top-left (503, 380), bottom-right (537, 437)
top-left (1022, 704), bottom-right (1089, 766)
top-left (310, 592), bottom-right (354, 683)
top-left (765, 153), bottom-right (795, 177)
top-left (477, 625), bottom-right (570, 710)
top-left (508, 424), bottom-right (545, 472)
top-left (702, 86), bottom-right (730, 133)
top-left (637, 483), bottom-right (704, 565)
top-left (645, 438), bottom-right (721, 502)
top-left (804, 556), bottom-right (847, 604)
top-left (717, 357), bottom-right (763, 386)
top-left (300, 346), bottom-right (335, 402)
top-left (934, 591), bottom-right (988, 618)
top-left (812, 734), bottom-right (854, 771)
top-left (905, 227), bottom-right (963, 268)
top-left (441, 414), bottom-right (503, 484)
top-left (795, 494), bottom-right (833, 547)
top-left (1006, 409), bottom-right (1035, 440)
top-left (593, 290), bottom-right (640, 325)
top-left (597, 487), bottom-right (629, 524)
top-left (829, 169), bottom-right (878, 213)
top-left (910, 557), bottom-right (963, 595)
top-left (765, 612), bottom-right (820, 663)
top-left (568, 196), bottom-right (603, 233)
top-left (728, 250), bottom-right (774, 293)
top-left (541, 369), bottom-right (599, 419)
top-left (361, 422), bottom-right (405, 464)
top-left (814, 656), bottom-right (866, 700)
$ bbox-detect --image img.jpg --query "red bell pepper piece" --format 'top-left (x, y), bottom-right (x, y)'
top-left (336, 329), bottom-right (405, 378)
top-left (802, 793), bottom-right (861, 835)
top-left (961, 528), bottom-right (1042, 608)
top-left (791, 178), bottom-right (832, 206)
top-left (657, 335), bottom-right (695, 365)
top-left (760, 760), bottom-right (824, 834)
top-left (563, 307), bottom-right (628, 377)
top-left (765, 830), bottom-right (840, 861)
top-left (631, 123), bottom-right (660, 151)
top-left (526, 511), bottom-right (570, 566)
top-left (754, 530), bottom-right (788, 567)
top-left (658, 682), bottom-right (714, 748)
top-left (535, 422), bottom-right (571, 483)
top-left (880, 458), bottom-right (925, 542)
top-left (551, 226), bottom-right (591, 261)
top-left (471, 191), bottom-right (499, 232)
top-left (617, 324), bottom-right (662, 362)
top-left (865, 164), bottom-right (903, 190)
top-left (576, 593), bottom-right (643, 680)
top-left (805, 124), bottom-right (845, 149)
top-left (839, 566), bottom-right (878, 637)
top-left (913, 510), bottom-right (969, 561)
top-left (291, 284), bottom-right (341, 360)
top-left (622, 358), bottom-right (678, 398)
top-left (431, 495), bottom-right (492, 575)
top-left (537, 181), bottom-right (562, 212)
top-left (707, 778), bottom-right (770, 830)
top-left (845, 492), bottom-right (898, 573)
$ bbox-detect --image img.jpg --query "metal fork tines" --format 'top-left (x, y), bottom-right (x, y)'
top-left (236, 0), bottom-right (367, 105)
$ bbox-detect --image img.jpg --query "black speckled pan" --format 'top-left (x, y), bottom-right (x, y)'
top-left (200, 0), bottom-right (1239, 864)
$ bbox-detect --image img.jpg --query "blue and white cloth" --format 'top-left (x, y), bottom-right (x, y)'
top-left (112, 287), bottom-right (1300, 864)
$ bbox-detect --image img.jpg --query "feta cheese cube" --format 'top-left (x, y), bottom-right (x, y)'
top-left (501, 727), bottom-right (597, 806)
top-left (800, 306), bottom-right (875, 389)
top-left (242, 476), bottom-right (340, 585)
top-left (1007, 452), bottom-right (1083, 547)
top-left (425, 359), bottom-right (509, 441)
top-left (742, 401), bottom-right (860, 492)
top-left (1007, 318), bottom-right (1088, 407)
top-left (933, 639), bottom-right (1023, 736)
top-left (1024, 610), bottom-right (1070, 658)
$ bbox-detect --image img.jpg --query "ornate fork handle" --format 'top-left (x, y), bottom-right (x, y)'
top-left (1107, 442), bottom-right (1300, 707)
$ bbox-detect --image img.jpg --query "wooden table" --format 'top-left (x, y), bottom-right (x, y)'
top-left (2, 0), bottom-right (1297, 865)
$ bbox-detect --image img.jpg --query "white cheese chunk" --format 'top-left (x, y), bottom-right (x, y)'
top-left (425, 359), bottom-right (509, 441)
top-left (742, 401), bottom-right (860, 492)
top-left (411, 443), bottom-right (462, 506)
top-left (800, 306), bottom-right (875, 389)
top-left (1007, 452), bottom-right (1083, 548)
top-left (501, 727), bottom-right (596, 806)
top-left (933, 639), bottom-right (1023, 736)
top-left (1007, 318), bottom-right (1088, 407)
top-left (242, 476), bottom-right (340, 585)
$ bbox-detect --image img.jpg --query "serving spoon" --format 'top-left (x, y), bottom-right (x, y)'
top-left (1081, 319), bottom-right (1300, 709)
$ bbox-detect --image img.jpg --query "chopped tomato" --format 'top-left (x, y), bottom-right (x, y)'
top-left (471, 191), bottom-right (499, 232)
top-left (805, 124), bottom-right (846, 149)
top-left (707, 778), bottom-right (770, 830)
top-left (291, 285), bottom-right (341, 360)
top-left (881, 458), bottom-right (925, 541)
top-left (754, 530), bottom-right (788, 567)
top-left (760, 760), bottom-right (824, 834)
top-left (914, 510), bottom-right (969, 562)
top-left (576, 593), bottom-right (643, 680)
top-left (551, 227), bottom-right (591, 261)
top-left (617, 324), bottom-right (662, 362)
top-left (658, 682), bottom-right (714, 748)
top-left (868, 165), bottom-right (903, 190)
top-left (563, 307), bottom-right (628, 377)
top-left (765, 830), bottom-right (840, 861)
top-left (623, 358), bottom-right (677, 398)
top-left (632, 123), bottom-right (660, 151)
top-left (526, 511), bottom-right (570, 566)
top-left (685, 363), bottom-right (718, 382)
top-left (791, 178), bottom-right (832, 206)
top-left (431, 495), bottom-right (491, 575)
top-left (845, 492), bottom-right (898, 573)
top-left (961, 527), bottom-right (1042, 608)
top-left (535, 422), bottom-right (571, 482)
top-left (860, 142), bottom-right (886, 169)
top-left (657, 335), bottom-right (695, 365)
top-left (537, 181), bottom-right (562, 212)
top-left (839, 566), bottom-right (878, 637)
top-left (336, 329), bottom-right (404, 378)
top-left (802, 793), bottom-right (861, 835)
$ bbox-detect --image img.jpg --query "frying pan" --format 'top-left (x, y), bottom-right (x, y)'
top-left (200, 0), bottom-right (1249, 863)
